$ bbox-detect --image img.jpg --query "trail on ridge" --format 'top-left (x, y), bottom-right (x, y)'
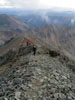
top-left (0, 53), bottom-right (75, 100)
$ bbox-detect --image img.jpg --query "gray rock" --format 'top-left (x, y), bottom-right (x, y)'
top-left (0, 97), bottom-right (8, 100)
top-left (0, 92), bottom-right (5, 97)
top-left (0, 53), bottom-right (75, 100)
top-left (54, 93), bottom-right (66, 99)
top-left (15, 91), bottom-right (21, 100)
top-left (67, 96), bottom-right (72, 100)
top-left (13, 78), bottom-right (23, 85)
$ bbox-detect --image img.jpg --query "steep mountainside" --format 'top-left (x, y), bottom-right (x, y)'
top-left (0, 14), bottom-right (30, 31)
top-left (19, 14), bottom-right (75, 27)
top-left (0, 14), bottom-right (31, 46)
top-left (0, 37), bottom-right (24, 56)
top-left (26, 25), bottom-right (75, 56)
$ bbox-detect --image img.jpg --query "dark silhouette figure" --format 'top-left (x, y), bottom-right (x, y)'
top-left (33, 46), bottom-right (37, 56)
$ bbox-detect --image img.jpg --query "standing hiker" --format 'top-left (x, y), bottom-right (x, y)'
top-left (26, 40), bottom-right (29, 46)
top-left (33, 45), bottom-right (37, 56)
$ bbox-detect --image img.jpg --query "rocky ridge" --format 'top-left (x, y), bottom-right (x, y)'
top-left (0, 46), bottom-right (75, 100)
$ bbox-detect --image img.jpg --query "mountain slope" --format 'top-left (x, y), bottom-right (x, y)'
top-left (0, 14), bottom-right (75, 57)
top-left (19, 14), bottom-right (75, 27)
top-left (0, 43), bottom-right (75, 100)
top-left (0, 14), bottom-right (32, 46)
top-left (26, 24), bottom-right (75, 56)
top-left (0, 14), bottom-right (31, 31)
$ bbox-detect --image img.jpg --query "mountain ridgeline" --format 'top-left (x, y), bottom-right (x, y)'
top-left (0, 14), bottom-right (75, 57)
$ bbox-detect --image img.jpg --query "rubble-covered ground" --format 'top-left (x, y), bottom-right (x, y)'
top-left (0, 52), bottom-right (75, 100)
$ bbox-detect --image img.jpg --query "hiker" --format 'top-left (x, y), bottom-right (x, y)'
top-left (26, 40), bottom-right (29, 46)
top-left (33, 45), bottom-right (37, 55)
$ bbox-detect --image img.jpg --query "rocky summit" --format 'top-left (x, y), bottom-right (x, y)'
top-left (0, 46), bottom-right (75, 100)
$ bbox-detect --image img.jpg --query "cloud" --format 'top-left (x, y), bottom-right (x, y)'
top-left (0, 0), bottom-right (39, 9)
top-left (0, 0), bottom-right (75, 10)
top-left (41, 12), bottom-right (50, 23)
top-left (71, 18), bottom-right (75, 24)
top-left (40, 0), bottom-right (75, 10)
top-left (0, 0), bottom-right (9, 5)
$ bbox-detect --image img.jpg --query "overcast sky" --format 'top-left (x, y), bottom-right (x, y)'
top-left (0, 0), bottom-right (75, 10)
